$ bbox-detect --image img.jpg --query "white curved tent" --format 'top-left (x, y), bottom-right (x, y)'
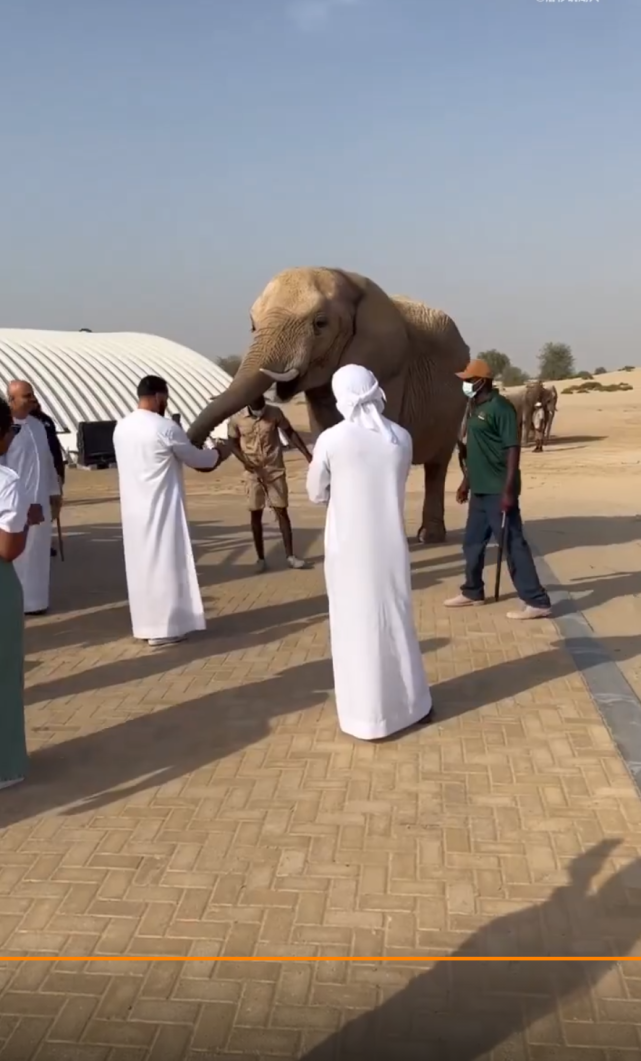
top-left (0, 329), bottom-right (232, 448)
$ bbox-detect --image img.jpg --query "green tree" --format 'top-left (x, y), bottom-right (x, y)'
top-left (218, 355), bottom-right (242, 377)
top-left (477, 350), bottom-right (510, 379)
top-left (501, 364), bottom-right (530, 387)
top-left (538, 342), bottom-right (575, 381)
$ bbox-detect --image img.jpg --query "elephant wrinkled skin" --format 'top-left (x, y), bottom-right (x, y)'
top-left (188, 268), bottom-right (470, 543)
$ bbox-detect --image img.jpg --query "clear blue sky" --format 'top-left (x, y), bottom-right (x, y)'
top-left (1, 0), bottom-right (638, 372)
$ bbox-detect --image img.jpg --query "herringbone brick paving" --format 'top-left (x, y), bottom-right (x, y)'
top-left (2, 465), bottom-right (641, 1059)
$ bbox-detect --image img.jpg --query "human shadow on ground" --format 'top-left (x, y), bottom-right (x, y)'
top-left (544, 434), bottom-right (607, 446)
top-left (552, 570), bottom-right (641, 620)
top-left (4, 637), bottom-right (446, 827)
top-left (49, 519), bottom-right (325, 623)
top-left (25, 592), bottom-right (332, 704)
top-left (413, 514), bottom-right (641, 556)
top-left (10, 635), bottom-right (639, 828)
top-left (300, 840), bottom-right (641, 1060)
top-left (64, 494), bottom-right (119, 506)
top-left (30, 552), bottom-right (460, 697)
top-left (528, 514), bottom-right (641, 554)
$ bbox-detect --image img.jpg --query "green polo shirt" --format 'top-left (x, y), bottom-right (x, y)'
top-left (466, 390), bottom-right (521, 496)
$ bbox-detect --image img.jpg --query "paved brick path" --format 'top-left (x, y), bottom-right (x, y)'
top-left (2, 467), bottom-right (641, 1060)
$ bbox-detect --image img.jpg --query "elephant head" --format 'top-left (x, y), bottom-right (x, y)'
top-left (188, 267), bottom-right (408, 445)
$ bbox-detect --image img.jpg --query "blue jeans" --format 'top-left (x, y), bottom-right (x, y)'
top-left (462, 494), bottom-right (550, 608)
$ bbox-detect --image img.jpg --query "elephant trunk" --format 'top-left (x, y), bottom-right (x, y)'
top-left (187, 326), bottom-right (307, 446)
top-left (187, 362), bottom-right (270, 445)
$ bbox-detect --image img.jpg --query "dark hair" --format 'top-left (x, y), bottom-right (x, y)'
top-left (0, 397), bottom-right (13, 436)
top-left (137, 375), bottom-right (168, 399)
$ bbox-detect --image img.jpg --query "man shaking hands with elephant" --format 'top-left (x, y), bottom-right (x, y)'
top-left (447, 359), bottom-right (552, 620)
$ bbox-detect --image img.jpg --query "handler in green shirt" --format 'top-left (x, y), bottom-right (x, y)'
top-left (446, 359), bottom-right (551, 619)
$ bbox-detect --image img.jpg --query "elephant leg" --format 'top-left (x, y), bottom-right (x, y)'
top-left (417, 458), bottom-right (448, 545)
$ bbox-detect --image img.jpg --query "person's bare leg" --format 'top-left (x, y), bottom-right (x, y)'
top-left (250, 510), bottom-right (266, 571)
top-left (274, 508), bottom-right (307, 569)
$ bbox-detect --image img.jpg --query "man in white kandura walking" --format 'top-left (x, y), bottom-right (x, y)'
top-left (306, 364), bottom-right (432, 740)
top-left (4, 380), bottom-right (61, 615)
top-left (114, 375), bottom-right (231, 648)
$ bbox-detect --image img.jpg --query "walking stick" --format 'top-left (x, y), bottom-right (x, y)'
top-left (494, 511), bottom-right (507, 602)
top-left (56, 514), bottom-right (65, 562)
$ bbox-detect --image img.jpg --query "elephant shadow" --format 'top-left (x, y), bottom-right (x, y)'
top-left (300, 840), bottom-right (641, 1059)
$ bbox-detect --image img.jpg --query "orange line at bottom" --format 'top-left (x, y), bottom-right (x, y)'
top-left (0, 956), bottom-right (638, 962)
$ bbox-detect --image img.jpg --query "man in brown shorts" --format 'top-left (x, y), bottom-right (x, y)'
top-left (227, 396), bottom-right (312, 572)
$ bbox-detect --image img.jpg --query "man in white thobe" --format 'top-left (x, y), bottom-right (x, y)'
top-left (4, 380), bottom-right (61, 614)
top-left (113, 375), bottom-right (230, 647)
top-left (306, 365), bottom-right (432, 740)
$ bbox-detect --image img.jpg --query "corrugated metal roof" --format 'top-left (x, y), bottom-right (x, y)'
top-left (0, 329), bottom-right (232, 443)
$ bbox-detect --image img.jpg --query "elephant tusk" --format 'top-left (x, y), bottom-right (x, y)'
top-left (259, 368), bottom-right (300, 383)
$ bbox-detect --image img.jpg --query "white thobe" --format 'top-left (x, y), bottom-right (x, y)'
top-left (307, 419), bottom-right (431, 740)
top-left (113, 409), bottom-right (219, 640)
top-left (1, 416), bottom-right (60, 613)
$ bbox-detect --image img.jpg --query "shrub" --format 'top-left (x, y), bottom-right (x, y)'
top-left (620, 365), bottom-right (636, 372)
top-left (574, 371), bottom-right (593, 380)
top-left (501, 365), bottom-right (530, 387)
top-left (594, 366), bottom-right (607, 375)
top-left (562, 381), bottom-right (633, 394)
top-left (538, 342), bottom-right (574, 380)
top-left (478, 351), bottom-right (510, 379)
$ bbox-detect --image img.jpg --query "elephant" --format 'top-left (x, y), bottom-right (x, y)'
top-left (188, 267), bottom-right (470, 543)
top-left (507, 382), bottom-right (558, 445)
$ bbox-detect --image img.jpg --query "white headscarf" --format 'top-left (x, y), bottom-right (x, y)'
top-left (331, 364), bottom-right (399, 445)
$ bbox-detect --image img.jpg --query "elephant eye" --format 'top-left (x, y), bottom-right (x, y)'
top-left (313, 315), bottom-right (328, 333)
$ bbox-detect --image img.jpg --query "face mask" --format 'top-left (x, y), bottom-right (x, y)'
top-left (248, 405), bottom-right (264, 418)
top-left (462, 381), bottom-right (479, 399)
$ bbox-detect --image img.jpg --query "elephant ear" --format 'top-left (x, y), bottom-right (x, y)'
top-left (335, 271), bottom-right (408, 385)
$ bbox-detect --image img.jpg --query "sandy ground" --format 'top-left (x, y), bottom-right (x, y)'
top-left (502, 371), bottom-right (641, 700)
top-left (254, 370), bottom-right (641, 699)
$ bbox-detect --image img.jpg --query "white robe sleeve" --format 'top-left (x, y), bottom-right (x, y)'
top-left (0, 471), bottom-right (29, 532)
top-left (306, 436), bottom-right (331, 504)
top-left (166, 421), bottom-right (220, 470)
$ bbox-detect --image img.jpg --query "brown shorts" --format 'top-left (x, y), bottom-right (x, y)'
top-left (246, 471), bottom-right (288, 511)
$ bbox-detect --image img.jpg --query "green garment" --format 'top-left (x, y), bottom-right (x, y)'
top-left (466, 390), bottom-right (521, 496)
top-left (0, 559), bottom-right (27, 784)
